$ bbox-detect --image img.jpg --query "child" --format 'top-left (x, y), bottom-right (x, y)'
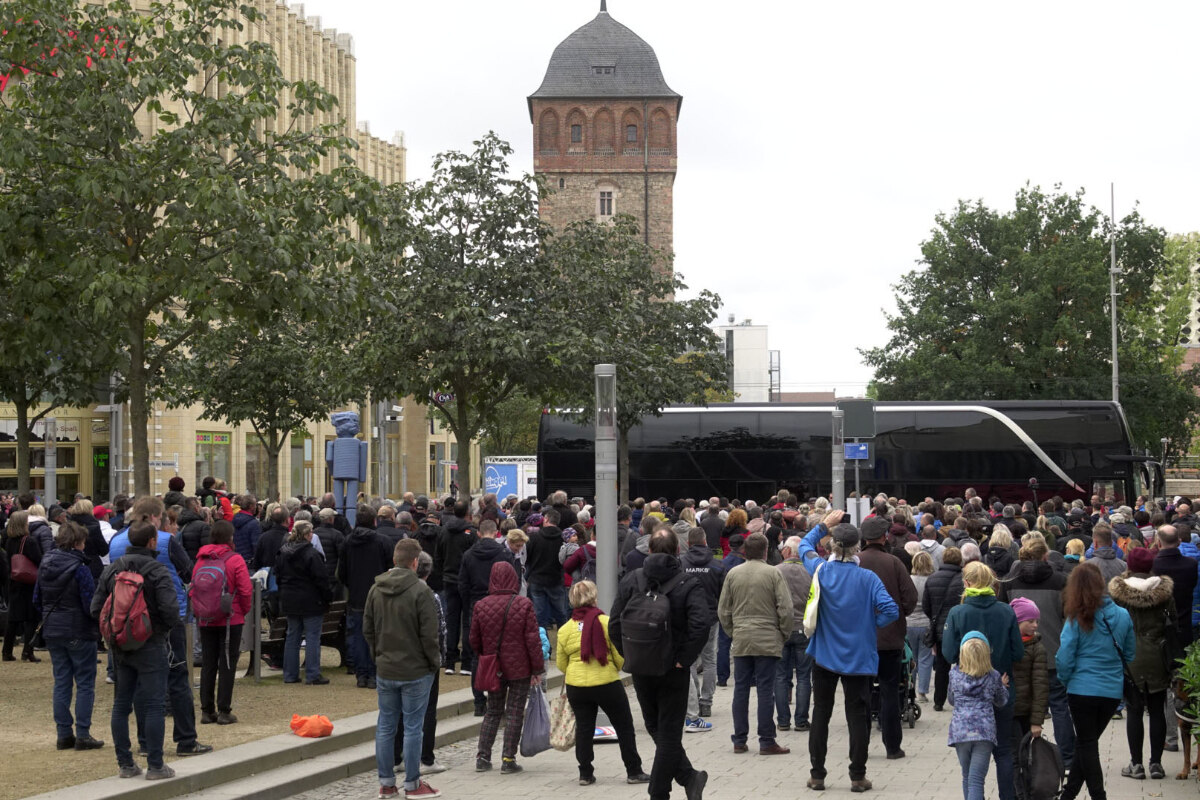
top-left (1009, 597), bottom-right (1047, 746)
top-left (949, 632), bottom-right (1010, 800)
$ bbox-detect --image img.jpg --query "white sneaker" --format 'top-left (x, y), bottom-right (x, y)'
top-left (421, 761), bottom-right (449, 775)
top-left (459, 668), bottom-right (471, 676)
top-left (444, 668), bottom-right (455, 676)
top-left (684, 717), bottom-right (713, 733)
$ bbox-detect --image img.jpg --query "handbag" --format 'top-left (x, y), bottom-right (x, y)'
top-left (549, 683), bottom-right (576, 751)
top-left (1100, 617), bottom-right (1138, 699)
top-left (802, 563), bottom-right (822, 637)
top-left (10, 537), bottom-right (38, 585)
top-left (519, 683), bottom-right (552, 757)
top-left (475, 594), bottom-right (517, 694)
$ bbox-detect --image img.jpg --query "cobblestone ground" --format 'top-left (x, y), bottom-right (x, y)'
top-left (296, 683), bottom-right (1200, 800)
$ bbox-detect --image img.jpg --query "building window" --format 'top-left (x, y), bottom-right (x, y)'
top-left (558, 178), bottom-right (565, 189)
top-left (592, 66), bottom-right (614, 75)
top-left (626, 125), bottom-right (637, 143)
top-left (245, 434), bottom-right (270, 500)
top-left (571, 124), bottom-right (582, 143)
top-left (195, 431), bottom-right (231, 491)
top-left (599, 191), bottom-right (613, 217)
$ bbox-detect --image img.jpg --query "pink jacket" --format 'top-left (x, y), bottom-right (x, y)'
top-left (194, 543), bottom-right (254, 626)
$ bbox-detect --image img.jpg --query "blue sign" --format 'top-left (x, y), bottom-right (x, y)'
top-left (844, 442), bottom-right (870, 461)
top-left (484, 464), bottom-right (519, 497)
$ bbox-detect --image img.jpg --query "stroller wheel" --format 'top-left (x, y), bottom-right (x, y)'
top-left (912, 705), bottom-right (922, 722)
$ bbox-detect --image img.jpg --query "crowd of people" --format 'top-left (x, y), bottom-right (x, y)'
top-left (2, 482), bottom-right (1200, 800)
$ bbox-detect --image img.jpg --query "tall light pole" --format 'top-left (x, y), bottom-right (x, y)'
top-left (1110, 183), bottom-right (1120, 404)
top-left (594, 364), bottom-right (619, 611)
top-left (831, 409), bottom-right (845, 512)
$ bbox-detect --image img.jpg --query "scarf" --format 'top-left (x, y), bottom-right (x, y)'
top-left (964, 586), bottom-right (995, 598)
top-left (571, 606), bottom-right (608, 666)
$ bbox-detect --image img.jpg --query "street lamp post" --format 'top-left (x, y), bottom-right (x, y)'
top-left (594, 365), bottom-right (618, 612)
top-left (831, 409), bottom-right (845, 512)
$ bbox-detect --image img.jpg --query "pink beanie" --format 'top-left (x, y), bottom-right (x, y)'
top-left (1010, 596), bottom-right (1040, 625)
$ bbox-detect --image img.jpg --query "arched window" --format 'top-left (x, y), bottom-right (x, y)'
top-left (621, 109), bottom-right (641, 152)
top-left (593, 108), bottom-right (615, 153)
top-left (626, 124), bottom-right (638, 143)
top-left (566, 109), bottom-right (586, 152)
top-left (538, 109), bottom-right (559, 154)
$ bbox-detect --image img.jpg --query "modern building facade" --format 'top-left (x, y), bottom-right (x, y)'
top-left (0, 0), bottom-right (477, 503)
top-left (529, 2), bottom-right (680, 263)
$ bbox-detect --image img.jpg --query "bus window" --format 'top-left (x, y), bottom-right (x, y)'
top-left (1091, 480), bottom-right (1126, 508)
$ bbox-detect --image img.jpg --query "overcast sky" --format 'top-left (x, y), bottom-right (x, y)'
top-left (296, 0), bottom-right (1200, 395)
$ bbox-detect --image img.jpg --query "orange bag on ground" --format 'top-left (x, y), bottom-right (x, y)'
top-left (290, 714), bottom-right (334, 738)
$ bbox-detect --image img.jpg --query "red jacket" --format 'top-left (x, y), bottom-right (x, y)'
top-left (193, 543), bottom-right (254, 626)
top-left (469, 562), bottom-right (544, 680)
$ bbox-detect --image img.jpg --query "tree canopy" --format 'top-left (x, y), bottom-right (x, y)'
top-left (862, 185), bottom-right (1200, 454)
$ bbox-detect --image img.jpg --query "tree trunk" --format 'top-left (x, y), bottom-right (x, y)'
top-left (453, 407), bottom-right (474, 503)
top-left (618, 427), bottom-right (631, 503)
top-left (265, 430), bottom-right (283, 503)
top-left (128, 326), bottom-right (150, 496)
top-left (14, 398), bottom-right (30, 496)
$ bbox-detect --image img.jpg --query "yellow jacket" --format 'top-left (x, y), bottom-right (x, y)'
top-left (556, 613), bottom-right (624, 687)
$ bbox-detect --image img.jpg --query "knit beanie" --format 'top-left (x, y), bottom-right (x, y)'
top-left (1010, 596), bottom-right (1040, 625)
top-left (1126, 546), bottom-right (1154, 574)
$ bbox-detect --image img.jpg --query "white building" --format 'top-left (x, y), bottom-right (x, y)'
top-left (717, 317), bottom-right (779, 403)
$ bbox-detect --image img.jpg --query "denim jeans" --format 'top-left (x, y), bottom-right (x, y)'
top-left (905, 626), bottom-right (934, 695)
top-left (717, 625), bottom-right (732, 684)
top-left (687, 624), bottom-right (718, 720)
top-left (112, 646), bottom-right (168, 769)
top-left (376, 673), bottom-right (435, 790)
top-left (1047, 671), bottom-right (1075, 770)
top-left (775, 630), bottom-right (813, 725)
top-left (46, 638), bottom-right (97, 739)
top-left (732, 655), bottom-right (779, 747)
top-left (284, 614), bottom-right (323, 683)
top-left (955, 740), bottom-right (994, 800)
top-left (993, 679), bottom-right (1016, 800)
top-left (346, 610), bottom-right (374, 680)
top-left (528, 583), bottom-right (568, 630)
top-left (136, 623), bottom-right (197, 749)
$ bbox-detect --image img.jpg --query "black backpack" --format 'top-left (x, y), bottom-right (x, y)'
top-left (619, 571), bottom-right (688, 676)
top-left (1017, 732), bottom-right (1064, 800)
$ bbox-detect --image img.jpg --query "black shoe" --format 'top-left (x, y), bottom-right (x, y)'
top-left (716, 681), bottom-right (728, 688)
top-left (778, 722), bottom-right (791, 731)
top-left (699, 704), bottom-right (712, 717)
top-left (74, 735), bottom-right (105, 751)
top-left (284, 679), bottom-right (301, 684)
top-left (474, 702), bottom-right (486, 717)
top-left (627, 773), bottom-right (651, 784)
top-left (476, 757), bottom-right (492, 772)
top-left (21, 652), bottom-right (41, 663)
top-left (500, 759), bottom-right (522, 774)
top-left (886, 749), bottom-right (905, 760)
top-left (177, 742), bottom-right (213, 757)
top-left (216, 713), bottom-right (238, 725)
top-left (580, 776), bottom-right (596, 786)
top-left (366, 677), bottom-right (377, 689)
top-left (795, 721), bottom-right (811, 731)
top-left (933, 704), bottom-right (944, 712)
top-left (200, 711), bottom-right (218, 724)
top-left (306, 675), bottom-right (330, 685)
top-left (686, 770), bottom-right (708, 800)
top-left (56, 736), bottom-right (76, 751)
top-left (1, 654), bottom-right (13, 662)
top-left (357, 675), bottom-right (369, 688)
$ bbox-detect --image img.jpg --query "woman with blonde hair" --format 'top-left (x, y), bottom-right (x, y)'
top-left (67, 498), bottom-right (108, 580)
top-left (556, 580), bottom-right (649, 786)
top-left (941, 561), bottom-right (1023, 800)
top-left (1062, 538), bottom-right (1085, 576)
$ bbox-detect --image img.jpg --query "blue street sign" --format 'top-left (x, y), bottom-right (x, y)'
top-left (844, 442), bottom-right (870, 461)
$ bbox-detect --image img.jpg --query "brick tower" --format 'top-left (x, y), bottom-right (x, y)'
top-left (528, 1), bottom-right (680, 267)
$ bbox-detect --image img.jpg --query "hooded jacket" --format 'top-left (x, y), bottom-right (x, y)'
top-left (193, 543), bottom-right (253, 627)
top-left (1109, 571), bottom-right (1176, 693)
top-left (680, 544), bottom-right (724, 611)
top-left (91, 546), bottom-right (179, 667)
top-left (997, 560), bottom-right (1068, 660)
top-left (917, 538), bottom-right (945, 568)
top-left (337, 526), bottom-right (393, 611)
top-left (624, 534), bottom-right (651, 573)
top-left (777, 558), bottom-right (813, 632)
top-left (312, 523), bottom-right (344, 584)
top-left (1011, 632), bottom-right (1048, 724)
top-left (35, 548), bottom-right (97, 641)
top-left (468, 562), bottom-right (544, 680)
top-left (984, 546), bottom-right (1015, 578)
top-left (524, 525), bottom-right (566, 588)
top-left (806, 558), bottom-right (899, 676)
top-left (921, 562), bottom-right (963, 642)
top-left (1089, 547), bottom-right (1126, 588)
top-left (177, 508), bottom-right (211, 562)
top-left (1055, 596), bottom-right (1135, 699)
top-left (232, 511), bottom-right (262, 564)
top-left (29, 518), bottom-right (54, 560)
top-left (858, 542), bottom-right (918, 651)
top-left (609, 553), bottom-right (714, 671)
top-left (363, 566), bottom-right (440, 681)
top-left (434, 516), bottom-right (477, 587)
top-left (275, 538), bottom-right (332, 618)
top-left (458, 536), bottom-right (515, 606)
top-left (942, 594), bottom-right (1024, 677)
top-left (717, 558), bottom-right (794, 657)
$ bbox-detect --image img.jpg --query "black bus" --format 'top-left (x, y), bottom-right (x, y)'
top-left (537, 401), bottom-right (1162, 505)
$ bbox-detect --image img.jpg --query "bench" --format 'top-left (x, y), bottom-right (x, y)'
top-left (250, 580), bottom-right (346, 681)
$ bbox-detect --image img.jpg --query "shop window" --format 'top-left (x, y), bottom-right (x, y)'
top-left (195, 432), bottom-right (232, 490)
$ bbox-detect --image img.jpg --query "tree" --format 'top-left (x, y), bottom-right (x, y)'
top-left (548, 216), bottom-right (728, 500)
top-left (0, 0), bottom-right (376, 495)
top-left (862, 185), bottom-right (1200, 454)
top-left (478, 393), bottom-right (543, 458)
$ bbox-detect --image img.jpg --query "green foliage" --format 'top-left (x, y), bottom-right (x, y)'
top-left (0, 0), bottom-right (377, 495)
top-left (1177, 641), bottom-right (1200, 736)
top-left (861, 185), bottom-right (1200, 454)
top-left (478, 393), bottom-right (543, 458)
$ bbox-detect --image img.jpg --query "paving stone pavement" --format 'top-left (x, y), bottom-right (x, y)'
top-left (295, 683), bottom-right (1200, 800)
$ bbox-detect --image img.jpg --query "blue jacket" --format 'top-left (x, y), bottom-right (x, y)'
top-left (1180, 540), bottom-right (1200, 627)
top-left (942, 594), bottom-right (1024, 677)
top-left (110, 529), bottom-right (192, 619)
top-left (232, 512), bottom-right (262, 564)
top-left (799, 524), bottom-right (827, 573)
top-left (1055, 596), bottom-right (1135, 700)
top-left (806, 559), bottom-right (898, 676)
top-left (35, 548), bottom-right (98, 641)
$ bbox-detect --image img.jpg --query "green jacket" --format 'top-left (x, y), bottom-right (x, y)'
top-left (363, 568), bottom-right (439, 681)
top-left (1012, 633), bottom-right (1048, 724)
top-left (1108, 572), bottom-right (1176, 694)
top-left (717, 558), bottom-right (794, 657)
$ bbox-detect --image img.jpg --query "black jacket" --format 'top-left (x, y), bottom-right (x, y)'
top-left (1152, 547), bottom-right (1199, 641)
top-left (524, 525), bottom-right (565, 588)
top-left (91, 547), bottom-right (179, 666)
top-left (312, 524), bottom-right (345, 584)
top-left (71, 513), bottom-right (109, 579)
top-left (553, 504), bottom-right (578, 529)
top-left (610, 553), bottom-right (715, 670)
top-left (337, 526), bottom-right (393, 611)
top-left (416, 518), bottom-right (443, 588)
top-left (434, 516), bottom-right (476, 587)
top-left (177, 508), bottom-right (211, 562)
top-left (276, 539), bottom-right (332, 618)
top-left (679, 544), bottom-right (724, 611)
top-left (921, 562), bottom-right (963, 641)
top-left (37, 548), bottom-right (97, 641)
top-left (700, 515), bottom-right (725, 552)
top-left (376, 520), bottom-right (406, 553)
top-left (251, 523), bottom-right (289, 571)
top-left (458, 536), bottom-right (515, 606)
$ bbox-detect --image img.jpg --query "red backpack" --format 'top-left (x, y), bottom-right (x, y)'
top-left (100, 566), bottom-right (154, 650)
top-left (189, 551), bottom-right (234, 624)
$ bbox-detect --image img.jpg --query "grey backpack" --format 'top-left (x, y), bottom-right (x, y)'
top-left (1017, 732), bottom-right (1064, 800)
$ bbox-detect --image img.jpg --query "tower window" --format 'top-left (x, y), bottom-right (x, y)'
top-left (571, 124), bottom-right (582, 143)
top-left (559, 178), bottom-right (565, 189)
top-left (599, 191), bottom-right (613, 217)
top-left (626, 125), bottom-right (637, 143)
top-left (592, 66), bottom-right (614, 75)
